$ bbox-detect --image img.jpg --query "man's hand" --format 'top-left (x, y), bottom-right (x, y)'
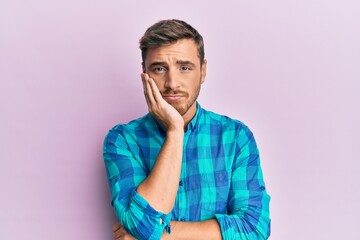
top-left (112, 222), bottom-right (136, 240)
top-left (141, 73), bottom-right (184, 131)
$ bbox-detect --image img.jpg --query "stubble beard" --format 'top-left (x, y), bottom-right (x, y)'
top-left (170, 82), bottom-right (201, 117)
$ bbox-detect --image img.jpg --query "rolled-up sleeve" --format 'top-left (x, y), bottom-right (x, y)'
top-left (103, 127), bottom-right (171, 240)
top-left (215, 125), bottom-right (271, 239)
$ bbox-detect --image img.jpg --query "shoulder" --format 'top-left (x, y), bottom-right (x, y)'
top-left (104, 114), bottom-right (156, 144)
top-left (201, 108), bottom-right (251, 134)
top-left (108, 114), bottom-right (155, 135)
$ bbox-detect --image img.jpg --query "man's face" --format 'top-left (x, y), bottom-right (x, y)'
top-left (143, 39), bottom-right (207, 119)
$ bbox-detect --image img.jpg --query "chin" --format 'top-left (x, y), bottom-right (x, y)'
top-left (174, 104), bottom-right (193, 116)
top-left (168, 102), bottom-right (184, 115)
top-left (169, 99), bottom-right (196, 116)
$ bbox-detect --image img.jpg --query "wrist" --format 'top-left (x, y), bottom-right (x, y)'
top-left (161, 221), bottom-right (178, 240)
top-left (166, 125), bottom-right (184, 134)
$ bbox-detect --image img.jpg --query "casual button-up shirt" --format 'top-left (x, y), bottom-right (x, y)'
top-left (103, 103), bottom-right (271, 239)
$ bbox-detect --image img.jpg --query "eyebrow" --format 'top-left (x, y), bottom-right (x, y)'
top-left (176, 60), bottom-right (196, 67)
top-left (148, 60), bottom-right (197, 68)
top-left (148, 61), bottom-right (168, 68)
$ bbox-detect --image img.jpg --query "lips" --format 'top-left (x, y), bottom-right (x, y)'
top-left (163, 95), bottom-right (183, 101)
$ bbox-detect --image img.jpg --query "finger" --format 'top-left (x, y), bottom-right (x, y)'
top-left (141, 74), bottom-right (151, 107)
top-left (141, 72), bottom-right (150, 86)
top-left (112, 222), bottom-right (121, 232)
top-left (114, 227), bottom-right (133, 239)
top-left (114, 227), bottom-right (125, 238)
top-left (114, 230), bottom-right (123, 238)
top-left (144, 75), bottom-right (156, 104)
top-left (148, 78), bottom-right (163, 103)
top-left (114, 234), bottom-right (123, 240)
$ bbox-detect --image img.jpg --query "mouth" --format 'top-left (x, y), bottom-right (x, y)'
top-left (162, 95), bottom-right (183, 101)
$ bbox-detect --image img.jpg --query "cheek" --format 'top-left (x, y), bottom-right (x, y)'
top-left (147, 73), bottom-right (161, 83)
top-left (151, 78), bottom-right (164, 91)
top-left (186, 74), bottom-right (201, 88)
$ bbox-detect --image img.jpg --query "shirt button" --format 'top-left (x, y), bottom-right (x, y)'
top-left (180, 217), bottom-right (185, 221)
top-left (179, 180), bottom-right (183, 186)
top-left (260, 186), bottom-right (266, 191)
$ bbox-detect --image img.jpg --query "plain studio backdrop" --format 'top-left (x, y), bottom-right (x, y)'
top-left (1, 0), bottom-right (359, 239)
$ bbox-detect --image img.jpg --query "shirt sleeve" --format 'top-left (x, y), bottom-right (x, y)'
top-left (215, 125), bottom-right (271, 239)
top-left (103, 127), bottom-right (172, 240)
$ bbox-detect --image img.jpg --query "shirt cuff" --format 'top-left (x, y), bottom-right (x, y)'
top-left (130, 189), bottom-right (172, 234)
top-left (214, 213), bottom-right (235, 240)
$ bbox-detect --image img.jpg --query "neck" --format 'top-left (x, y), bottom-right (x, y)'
top-left (182, 102), bottom-right (197, 131)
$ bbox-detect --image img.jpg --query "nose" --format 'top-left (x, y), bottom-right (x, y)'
top-left (164, 68), bottom-right (179, 90)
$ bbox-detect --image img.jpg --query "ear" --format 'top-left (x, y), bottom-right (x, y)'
top-left (200, 59), bottom-right (207, 84)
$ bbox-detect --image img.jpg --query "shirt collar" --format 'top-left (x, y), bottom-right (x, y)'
top-left (187, 101), bottom-right (202, 132)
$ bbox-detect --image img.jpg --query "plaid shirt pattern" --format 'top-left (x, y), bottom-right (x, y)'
top-left (103, 103), bottom-right (271, 239)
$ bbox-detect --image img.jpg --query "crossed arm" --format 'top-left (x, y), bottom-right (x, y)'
top-left (112, 220), bottom-right (221, 240)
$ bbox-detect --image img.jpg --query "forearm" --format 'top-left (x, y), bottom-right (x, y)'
top-left (161, 219), bottom-right (222, 240)
top-left (137, 128), bottom-right (184, 213)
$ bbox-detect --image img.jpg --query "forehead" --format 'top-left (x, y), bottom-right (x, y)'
top-left (145, 39), bottom-right (200, 65)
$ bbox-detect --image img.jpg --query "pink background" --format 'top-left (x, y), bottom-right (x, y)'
top-left (1, 0), bottom-right (359, 239)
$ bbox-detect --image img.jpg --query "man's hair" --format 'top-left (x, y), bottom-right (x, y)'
top-left (139, 19), bottom-right (205, 65)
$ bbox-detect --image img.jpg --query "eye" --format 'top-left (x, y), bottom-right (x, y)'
top-left (180, 66), bottom-right (191, 71)
top-left (153, 66), bottom-right (166, 72)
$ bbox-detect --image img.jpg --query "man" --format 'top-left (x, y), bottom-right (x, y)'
top-left (103, 19), bottom-right (271, 240)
